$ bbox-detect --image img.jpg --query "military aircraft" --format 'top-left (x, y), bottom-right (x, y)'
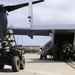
top-left (1, 0), bottom-right (75, 61)
top-left (11, 25), bottom-right (75, 61)
top-left (0, 0), bottom-right (44, 40)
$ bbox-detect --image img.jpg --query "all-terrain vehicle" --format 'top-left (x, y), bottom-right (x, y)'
top-left (0, 35), bottom-right (25, 72)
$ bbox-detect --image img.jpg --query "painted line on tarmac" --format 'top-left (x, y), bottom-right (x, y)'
top-left (65, 62), bottom-right (75, 69)
top-left (25, 69), bottom-right (63, 75)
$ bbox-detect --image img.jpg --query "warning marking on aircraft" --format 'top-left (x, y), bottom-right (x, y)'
top-left (25, 69), bottom-right (63, 75)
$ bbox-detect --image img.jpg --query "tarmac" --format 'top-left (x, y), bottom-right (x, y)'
top-left (0, 54), bottom-right (75, 75)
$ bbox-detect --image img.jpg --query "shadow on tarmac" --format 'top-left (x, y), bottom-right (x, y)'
top-left (26, 58), bottom-right (65, 63)
top-left (0, 68), bottom-right (13, 73)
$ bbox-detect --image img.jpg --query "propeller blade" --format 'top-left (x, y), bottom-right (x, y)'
top-left (4, 0), bottom-right (44, 12)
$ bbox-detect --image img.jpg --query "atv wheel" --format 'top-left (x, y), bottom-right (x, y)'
top-left (20, 56), bottom-right (25, 70)
top-left (0, 65), bottom-right (4, 69)
top-left (11, 56), bottom-right (20, 72)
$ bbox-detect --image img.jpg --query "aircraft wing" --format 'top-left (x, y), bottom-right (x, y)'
top-left (4, 0), bottom-right (44, 12)
top-left (7, 27), bottom-right (30, 35)
top-left (7, 24), bottom-right (75, 38)
top-left (7, 26), bottom-right (50, 39)
top-left (31, 24), bottom-right (75, 30)
top-left (30, 24), bottom-right (75, 36)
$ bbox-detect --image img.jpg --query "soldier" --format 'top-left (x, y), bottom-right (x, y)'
top-left (4, 29), bottom-right (15, 47)
top-left (63, 41), bottom-right (72, 61)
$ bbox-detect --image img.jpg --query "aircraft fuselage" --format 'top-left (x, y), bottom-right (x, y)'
top-left (39, 30), bottom-right (75, 61)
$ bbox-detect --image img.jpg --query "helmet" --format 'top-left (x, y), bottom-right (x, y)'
top-left (7, 29), bottom-right (13, 35)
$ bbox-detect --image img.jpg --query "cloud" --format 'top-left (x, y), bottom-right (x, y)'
top-left (33, 7), bottom-right (53, 22)
top-left (8, 7), bottom-right (30, 27)
top-left (6, 0), bottom-right (75, 26)
top-left (33, 0), bottom-right (75, 25)
top-left (45, 0), bottom-right (63, 7)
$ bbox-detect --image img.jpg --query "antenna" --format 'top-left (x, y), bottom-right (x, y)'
top-left (28, 0), bottom-right (33, 29)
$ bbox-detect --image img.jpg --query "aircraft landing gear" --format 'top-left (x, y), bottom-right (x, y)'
top-left (40, 54), bottom-right (47, 59)
top-left (44, 55), bottom-right (47, 59)
top-left (40, 54), bottom-right (43, 59)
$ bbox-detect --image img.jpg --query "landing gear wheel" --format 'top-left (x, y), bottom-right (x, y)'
top-left (11, 56), bottom-right (20, 72)
top-left (44, 55), bottom-right (47, 59)
top-left (20, 56), bottom-right (25, 70)
top-left (0, 65), bottom-right (4, 69)
top-left (40, 54), bottom-right (43, 59)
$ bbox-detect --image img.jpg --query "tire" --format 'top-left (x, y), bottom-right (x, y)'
top-left (44, 55), bottom-right (47, 59)
top-left (0, 65), bottom-right (4, 69)
top-left (20, 56), bottom-right (25, 70)
top-left (11, 56), bottom-right (20, 72)
top-left (40, 54), bottom-right (43, 59)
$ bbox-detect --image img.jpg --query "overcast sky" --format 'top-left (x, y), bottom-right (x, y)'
top-left (0, 0), bottom-right (75, 46)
